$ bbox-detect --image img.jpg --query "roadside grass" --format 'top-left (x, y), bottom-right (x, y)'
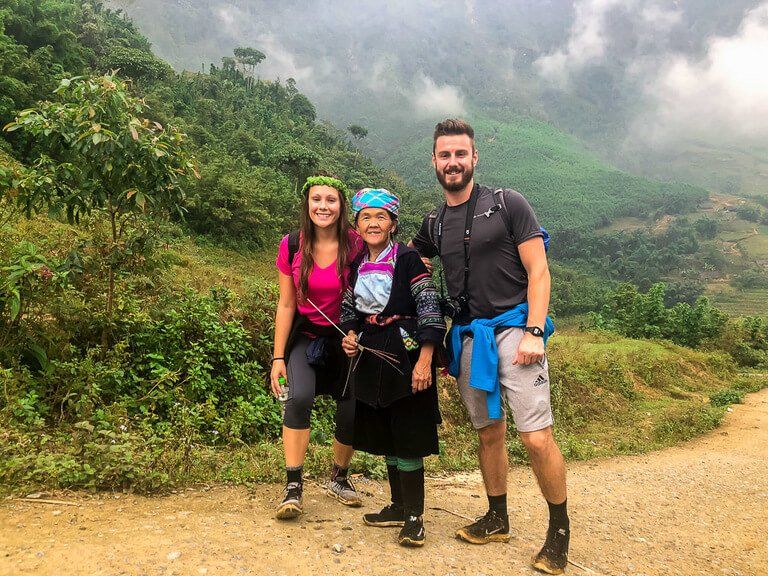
top-left (2, 215), bottom-right (765, 494)
top-left (6, 214), bottom-right (279, 297)
top-left (5, 331), bottom-right (761, 496)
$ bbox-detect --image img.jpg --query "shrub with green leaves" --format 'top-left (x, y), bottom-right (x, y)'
top-left (585, 282), bottom-right (727, 348)
top-left (120, 288), bottom-right (282, 442)
top-left (3, 73), bottom-right (197, 348)
top-left (709, 389), bottom-right (745, 407)
top-left (0, 240), bottom-right (70, 324)
top-left (713, 316), bottom-right (768, 368)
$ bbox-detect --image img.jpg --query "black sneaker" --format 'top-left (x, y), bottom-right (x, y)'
top-left (363, 503), bottom-right (405, 527)
top-left (455, 509), bottom-right (510, 544)
top-left (532, 526), bottom-right (570, 575)
top-left (275, 481), bottom-right (303, 520)
top-left (398, 515), bottom-right (425, 547)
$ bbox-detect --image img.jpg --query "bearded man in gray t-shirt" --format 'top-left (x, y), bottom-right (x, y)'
top-left (410, 119), bottom-right (570, 574)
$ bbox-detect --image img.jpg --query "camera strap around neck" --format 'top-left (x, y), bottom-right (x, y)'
top-left (436, 185), bottom-right (479, 300)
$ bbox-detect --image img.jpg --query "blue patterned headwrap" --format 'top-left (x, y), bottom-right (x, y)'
top-left (352, 188), bottom-right (400, 218)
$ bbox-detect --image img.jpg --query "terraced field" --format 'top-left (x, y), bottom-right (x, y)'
top-left (596, 193), bottom-right (768, 317)
top-left (709, 283), bottom-right (768, 316)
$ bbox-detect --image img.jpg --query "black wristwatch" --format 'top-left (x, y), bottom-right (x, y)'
top-left (524, 326), bottom-right (544, 338)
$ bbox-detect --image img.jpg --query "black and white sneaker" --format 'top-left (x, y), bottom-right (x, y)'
top-left (398, 515), bottom-right (425, 547)
top-left (363, 503), bottom-right (405, 527)
top-left (275, 481), bottom-right (303, 520)
top-left (532, 526), bottom-right (570, 574)
top-left (455, 509), bottom-right (510, 544)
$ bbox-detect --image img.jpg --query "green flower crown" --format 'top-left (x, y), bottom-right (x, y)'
top-left (301, 175), bottom-right (350, 198)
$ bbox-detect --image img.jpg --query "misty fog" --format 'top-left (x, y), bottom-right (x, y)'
top-left (109, 0), bottom-right (768, 190)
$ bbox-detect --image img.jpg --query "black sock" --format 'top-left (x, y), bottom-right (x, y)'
top-left (488, 493), bottom-right (507, 517)
top-left (286, 465), bottom-right (303, 485)
top-left (387, 464), bottom-right (403, 507)
top-left (331, 463), bottom-right (349, 481)
top-left (547, 499), bottom-right (569, 531)
top-left (399, 467), bottom-right (425, 518)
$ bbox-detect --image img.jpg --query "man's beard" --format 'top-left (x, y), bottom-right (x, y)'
top-left (436, 164), bottom-right (474, 192)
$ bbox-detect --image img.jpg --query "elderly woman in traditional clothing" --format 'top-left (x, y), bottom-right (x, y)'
top-left (341, 188), bottom-right (446, 547)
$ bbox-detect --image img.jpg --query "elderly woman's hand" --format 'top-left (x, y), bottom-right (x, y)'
top-left (342, 330), bottom-right (359, 357)
top-left (411, 342), bottom-right (435, 392)
top-left (411, 358), bottom-right (432, 392)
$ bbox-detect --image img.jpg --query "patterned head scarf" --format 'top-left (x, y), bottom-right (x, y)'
top-left (352, 188), bottom-right (400, 218)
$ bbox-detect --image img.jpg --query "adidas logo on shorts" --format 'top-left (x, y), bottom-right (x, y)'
top-left (533, 374), bottom-right (547, 387)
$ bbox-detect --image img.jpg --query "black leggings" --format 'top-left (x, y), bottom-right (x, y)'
top-left (283, 335), bottom-right (355, 445)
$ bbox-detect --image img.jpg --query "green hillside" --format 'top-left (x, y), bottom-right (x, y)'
top-left (384, 113), bottom-right (708, 232)
top-left (620, 141), bottom-right (768, 200)
top-left (0, 0), bottom-right (428, 245)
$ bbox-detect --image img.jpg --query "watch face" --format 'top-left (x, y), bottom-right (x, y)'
top-left (526, 326), bottom-right (544, 337)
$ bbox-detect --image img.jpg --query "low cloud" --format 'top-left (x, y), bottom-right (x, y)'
top-left (640, 3), bottom-right (682, 30)
top-left (251, 34), bottom-right (331, 93)
top-left (636, 2), bottom-right (768, 146)
top-left (535, 0), bottom-right (684, 87)
top-left (410, 75), bottom-right (466, 118)
top-left (536, 0), bottom-right (626, 87)
top-left (366, 57), bottom-right (399, 93)
top-left (215, 4), bottom-right (249, 37)
top-left (465, 0), bottom-right (477, 27)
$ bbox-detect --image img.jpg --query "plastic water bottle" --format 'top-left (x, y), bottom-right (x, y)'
top-left (277, 376), bottom-right (289, 402)
top-left (278, 376), bottom-right (288, 417)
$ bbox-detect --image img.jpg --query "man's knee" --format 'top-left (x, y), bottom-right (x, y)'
top-left (519, 426), bottom-right (555, 457)
top-left (477, 421), bottom-right (506, 448)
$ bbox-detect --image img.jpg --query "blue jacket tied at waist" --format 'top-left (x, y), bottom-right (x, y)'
top-left (447, 303), bottom-right (555, 419)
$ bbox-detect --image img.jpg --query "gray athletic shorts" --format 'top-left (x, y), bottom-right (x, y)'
top-left (456, 327), bottom-right (554, 432)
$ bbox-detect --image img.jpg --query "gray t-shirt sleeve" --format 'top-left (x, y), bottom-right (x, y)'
top-left (504, 190), bottom-right (543, 246)
top-left (410, 213), bottom-right (439, 258)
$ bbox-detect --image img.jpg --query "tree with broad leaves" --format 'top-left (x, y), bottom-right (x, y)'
top-left (271, 142), bottom-right (319, 195)
top-left (347, 124), bottom-right (368, 167)
top-left (233, 47), bottom-right (266, 78)
top-left (347, 124), bottom-right (368, 142)
top-left (2, 73), bottom-right (198, 348)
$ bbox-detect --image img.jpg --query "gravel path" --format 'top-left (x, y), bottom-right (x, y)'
top-left (2, 388), bottom-right (767, 576)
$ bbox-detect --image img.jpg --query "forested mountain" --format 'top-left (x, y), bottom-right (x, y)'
top-left (107, 0), bottom-right (768, 196)
top-left (0, 0), bottom-right (425, 245)
top-left (100, 0), bottom-right (768, 312)
top-left (3, 0), bottom-right (766, 303)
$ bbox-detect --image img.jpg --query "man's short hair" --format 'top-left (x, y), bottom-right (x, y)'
top-left (433, 118), bottom-right (475, 151)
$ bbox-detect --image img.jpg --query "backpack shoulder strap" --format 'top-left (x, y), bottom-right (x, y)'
top-left (287, 231), bottom-right (300, 266)
top-left (494, 188), bottom-right (551, 251)
top-left (428, 203), bottom-right (448, 254)
top-left (493, 188), bottom-right (514, 237)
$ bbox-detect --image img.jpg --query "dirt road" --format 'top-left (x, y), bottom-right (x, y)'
top-left (2, 389), bottom-right (767, 576)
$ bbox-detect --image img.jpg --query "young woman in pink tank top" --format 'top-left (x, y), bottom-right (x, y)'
top-left (271, 173), bottom-right (363, 520)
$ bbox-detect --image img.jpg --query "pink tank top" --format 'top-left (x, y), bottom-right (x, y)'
top-left (275, 230), bottom-right (362, 325)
